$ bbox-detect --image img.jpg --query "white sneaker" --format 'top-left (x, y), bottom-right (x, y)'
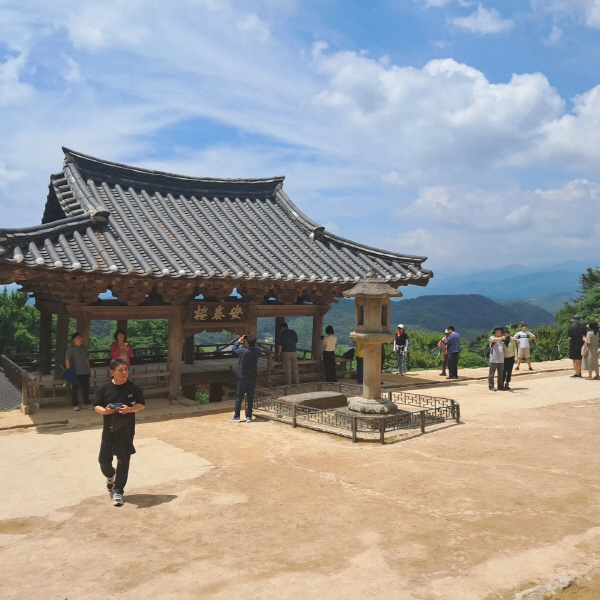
top-left (82, 404), bottom-right (94, 410)
top-left (246, 417), bottom-right (252, 422)
top-left (113, 492), bottom-right (123, 507)
top-left (72, 405), bottom-right (80, 411)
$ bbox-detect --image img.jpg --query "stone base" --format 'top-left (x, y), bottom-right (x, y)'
top-left (347, 397), bottom-right (397, 415)
top-left (279, 391), bottom-right (348, 410)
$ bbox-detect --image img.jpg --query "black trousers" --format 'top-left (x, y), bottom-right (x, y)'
top-left (503, 356), bottom-right (515, 387)
top-left (98, 438), bottom-right (131, 494)
top-left (234, 378), bottom-right (256, 419)
top-left (323, 351), bottom-right (337, 382)
top-left (71, 374), bottom-right (90, 407)
top-left (447, 352), bottom-right (459, 378)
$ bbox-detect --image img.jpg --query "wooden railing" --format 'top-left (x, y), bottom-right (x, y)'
top-left (1, 355), bottom-right (30, 414)
top-left (26, 364), bottom-right (170, 405)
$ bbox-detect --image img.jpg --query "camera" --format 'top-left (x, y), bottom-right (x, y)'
top-left (108, 403), bottom-right (125, 409)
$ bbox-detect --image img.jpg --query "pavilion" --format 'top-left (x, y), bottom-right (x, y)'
top-left (0, 148), bottom-right (432, 403)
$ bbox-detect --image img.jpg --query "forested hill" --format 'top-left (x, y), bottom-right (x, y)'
top-left (389, 295), bottom-right (554, 339)
top-left (280, 294), bottom-right (555, 348)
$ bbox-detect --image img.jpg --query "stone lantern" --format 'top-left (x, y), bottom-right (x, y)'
top-left (343, 268), bottom-right (402, 414)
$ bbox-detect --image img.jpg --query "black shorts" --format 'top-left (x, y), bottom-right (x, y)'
top-left (569, 346), bottom-right (583, 360)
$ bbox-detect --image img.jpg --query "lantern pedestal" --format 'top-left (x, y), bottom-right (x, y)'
top-left (348, 331), bottom-right (397, 414)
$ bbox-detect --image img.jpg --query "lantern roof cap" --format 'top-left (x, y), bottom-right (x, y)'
top-left (342, 268), bottom-right (403, 298)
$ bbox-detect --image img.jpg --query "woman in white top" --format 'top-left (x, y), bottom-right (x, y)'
top-left (322, 325), bottom-right (337, 382)
top-left (582, 321), bottom-right (599, 379)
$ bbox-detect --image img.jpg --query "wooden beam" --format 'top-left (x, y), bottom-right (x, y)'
top-left (168, 308), bottom-right (184, 398)
top-left (53, 314), bottom-right (69, 380)
top-left (80, 305), bottom-right (173, 320)
top-left (35, 299), bottom-right (69, 315)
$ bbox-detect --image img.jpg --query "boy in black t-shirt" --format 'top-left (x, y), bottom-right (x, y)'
top-left (94, 358), bottom-right (145, 507)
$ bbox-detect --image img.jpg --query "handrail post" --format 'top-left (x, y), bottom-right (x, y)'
top-left (420, 410), bottom-right (426, 433)
top-left (20, 369), bottom-right (29, 414)
top-left (351, 415), bottom-right (357, 443)
top-left (292, 403), bottom-right (297, 428)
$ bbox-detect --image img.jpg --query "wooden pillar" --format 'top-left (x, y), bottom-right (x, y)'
top-left (275, 316), bottom-right (285, 347)
top-left (209, 382), bottom-right (223, 403)
top-left (184, 334), bottom-right (195, 365)
top-left (311, 308), bottom-right (326, 362)
top-left (38, 310), bottom-right (53, 376)
top-left (247, 304), bottom-right (258, 338)
top-left (76, 313), bottom-right (91, 347)
top-left (116, 319), bottom-right (128, 337)
top-left (168, 308), bottom-right (183, 398)
top-left (53, 314), bottom-right (69, 379)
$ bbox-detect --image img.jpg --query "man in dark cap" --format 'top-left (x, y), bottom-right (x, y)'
top-left (567, 315), bottom-right (587, 378)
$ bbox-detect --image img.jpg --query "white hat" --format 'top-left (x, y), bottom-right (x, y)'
top-left (444, 329), bottom-right (449, 334)
top-left (397, 324), bottom-right (404, 328)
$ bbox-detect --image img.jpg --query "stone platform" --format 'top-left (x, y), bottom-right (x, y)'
top-left (278, 391), bottom-right (347, 410)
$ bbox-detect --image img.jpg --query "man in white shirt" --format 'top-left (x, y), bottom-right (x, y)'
top-left (488, 326), bottom-right (505, 391)
top-left (514, 324), bottom-right (535, 371)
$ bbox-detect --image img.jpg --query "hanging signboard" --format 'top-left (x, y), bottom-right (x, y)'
top-left (186, 301), bottom-right (249, 325)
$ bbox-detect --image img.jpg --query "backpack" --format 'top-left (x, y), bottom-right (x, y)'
top-left (484, 342), bottom-right (493, 360)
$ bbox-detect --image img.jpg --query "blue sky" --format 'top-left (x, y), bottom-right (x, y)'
top-left (1, 0), bottom-right (600, 273)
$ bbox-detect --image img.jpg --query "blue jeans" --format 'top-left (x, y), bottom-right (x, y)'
top-left (234, 378), bottom-right (256, 419)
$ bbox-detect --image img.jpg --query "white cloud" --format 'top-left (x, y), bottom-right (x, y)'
top-left (451, 5), bottom-right (514, 34)
top-left (532, 0), bottom-right (600, 29)
top-left (0, 0), bottom-right (600, 271)
top-left (0, 53), bottom-right (35, 107)
top-left (60, 55), bottom-right (82, 82)
top-left (391, 180), bottom-right (600, 266)
top-left (236, 14), bottom-right (270, 41)
top-left (543, 25), bottom-right (563, 45)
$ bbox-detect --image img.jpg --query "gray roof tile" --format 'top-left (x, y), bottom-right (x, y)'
top-left (0, 148), bottom-right (433, 285)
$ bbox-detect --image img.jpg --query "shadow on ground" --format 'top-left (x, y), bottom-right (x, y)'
top-left (124, 494), bottom-right (178, 509)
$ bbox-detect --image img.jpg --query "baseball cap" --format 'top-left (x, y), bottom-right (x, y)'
top-left (398, 324), bottom-right (404, 328)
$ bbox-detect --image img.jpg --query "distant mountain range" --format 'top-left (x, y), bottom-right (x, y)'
top-left (399, 261), bottom-right (592, 314)
top-left (273, 295), bottom-right (555, 348)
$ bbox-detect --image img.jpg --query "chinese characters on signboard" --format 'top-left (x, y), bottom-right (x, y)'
top-left (187, 302), bottom-right (249, 325)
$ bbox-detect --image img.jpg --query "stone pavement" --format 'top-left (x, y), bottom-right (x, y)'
top-left (2, 365), bottom-right (600, 600)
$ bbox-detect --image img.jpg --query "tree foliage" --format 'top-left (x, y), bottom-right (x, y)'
top-left (0, 289), bottom-right (39, 355)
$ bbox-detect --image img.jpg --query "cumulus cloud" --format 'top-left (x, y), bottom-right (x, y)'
top-left (1, 0), bottom-right (600, 270)
top-left (450, 5), bottom-right (514, 34)
top-left (391, 180), bottom-right (600, 266)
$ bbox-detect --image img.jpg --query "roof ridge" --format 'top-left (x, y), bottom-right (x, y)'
top-left (62, 147), bottom-right (286, 186)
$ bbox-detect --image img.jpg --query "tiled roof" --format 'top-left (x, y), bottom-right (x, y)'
top-left (0, 148), bottom-right (432, 285)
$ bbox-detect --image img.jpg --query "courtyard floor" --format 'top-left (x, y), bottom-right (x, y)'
top-left (2, 364), bottom-right (600, 599)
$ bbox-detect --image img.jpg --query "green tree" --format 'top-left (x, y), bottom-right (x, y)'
top-left (579, 267), bottom-right (600, 294)
top-left (0, 289), bottom-right (40, 355)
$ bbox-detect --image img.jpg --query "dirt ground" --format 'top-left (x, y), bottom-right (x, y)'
top-left (2, 367), bottom-right (600, 600)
